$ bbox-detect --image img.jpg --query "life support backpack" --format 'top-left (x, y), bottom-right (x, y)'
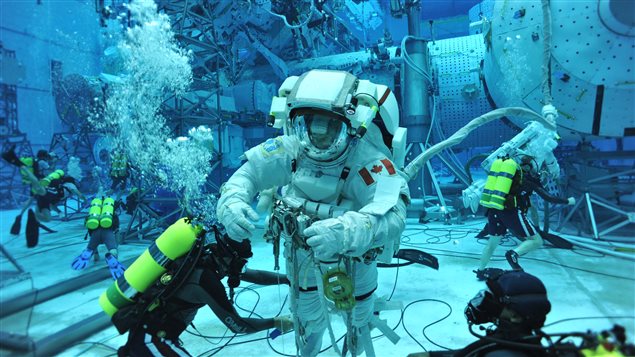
top-left (480, 158), bottom-right (518, 210)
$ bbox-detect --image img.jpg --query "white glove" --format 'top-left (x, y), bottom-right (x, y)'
top-left (217, 201), bottom-right (259, 241)
top-left (567, 197), bottom-right (576, 206)
top-left (304, 212), bottom-right (374, 260)
top-left (304, 218), bottom-right (346, 260)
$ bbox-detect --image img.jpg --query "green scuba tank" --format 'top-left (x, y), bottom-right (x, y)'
top-left (19, 157), bottom-right (34, 184)
top-left (480, 159), bottom-right (517, 210)
top-left (99, 218), bottom-right (202, 317)
top-left (86, 198), bottom-right (103, 230)
top-left (40, 169), bottom-right (64, 187)
top-left (489, 159), bottom-right (517, 210)
top-left (480, 159), bottom-right (503, 209)
top-left (99, 197), bottom-right (115, 228)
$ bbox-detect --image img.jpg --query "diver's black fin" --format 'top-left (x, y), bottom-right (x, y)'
top-left (10, 214), bottom-right (21, 235)
top-left (39, 223), bottom-right (57, 233)
top-left (539, 230), bottom-right (573, 249)
top-left (394, 248), bottom-right (439, 270)
top-left (1, 145), bottom-right (23, 167)
top-left (25, 209), bottom-right (39, 248)
top-left (474, 267), bottom-right (505, 281)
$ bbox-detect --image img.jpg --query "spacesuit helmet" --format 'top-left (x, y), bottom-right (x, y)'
top-left (465, 270), bottom-right (551, 330)
top-left (269, 69), bottom-right (406, 165)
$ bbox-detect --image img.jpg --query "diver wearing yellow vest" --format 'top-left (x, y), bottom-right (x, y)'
top-left (109, 149), bottom-right (129, 193)
top-left (1, 146), bottom-right (61, 237)
top-left (2, 146), bottom-right (84, 247)
top-left (71, 197), bottom-right (124, 279)
top-left (475, 156), bottom-right (575, 279)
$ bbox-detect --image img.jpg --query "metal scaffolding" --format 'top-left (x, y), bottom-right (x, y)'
top-left (0, 135), bottom-right (33, 209)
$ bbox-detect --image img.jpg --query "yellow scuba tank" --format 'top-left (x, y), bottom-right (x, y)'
top-left (488, 159), bottom-right (518, 210)
top-left (99, 197), bottom-right (115, 228)
top-left (581, 345), bottom-right (625, 356)
top-left (480, 159), bottom-right (503, 209)
top-left (86, 198), bottom-right (103, 230)
top-left (99, 218), bottom-right (202, 317)
top-left (40, 169), bottom-right (64, 187)
top-left (19, 157), bottom-right (34, 184)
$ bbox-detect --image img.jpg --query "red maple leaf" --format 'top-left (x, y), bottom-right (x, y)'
top-left (371, 165), bottom-right (383, 173)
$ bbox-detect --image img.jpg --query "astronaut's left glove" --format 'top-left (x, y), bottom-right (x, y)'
top-left (304, 212), bottom-right (374, 260)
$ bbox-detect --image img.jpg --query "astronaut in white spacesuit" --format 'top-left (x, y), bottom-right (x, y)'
top-left (216, 69), bottom-right (410, 356)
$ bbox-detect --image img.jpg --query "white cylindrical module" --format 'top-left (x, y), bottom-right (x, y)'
top-left (481, 0), bottom-right (634, 138)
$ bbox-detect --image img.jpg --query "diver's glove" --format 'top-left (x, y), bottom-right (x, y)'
top-left (273, 315), bottom-right (294, 333)
top-left (217, 200), bottom-right (259, 241)
top-left (304, 211), bottom-right (374, 260)
top-left (105, 253), bottom-right (126, 280)
top-left (71, 249), bottom-right (94, 270)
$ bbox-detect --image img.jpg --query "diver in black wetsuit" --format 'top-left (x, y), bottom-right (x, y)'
top-left (476, 156), bottom-right (575, 278)
top-left (410, 270), bottom-right (575, 357)
top-left (410, 270), bottom-right (634, 357)
top-left (2, 145), bottom-right (84, 247)
top-left (115, 227), bottom-right (293, 357)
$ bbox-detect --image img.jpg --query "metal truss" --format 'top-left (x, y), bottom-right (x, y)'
top-left (558, 166), bottom-right (635, 241)
top-left (0, 135), bottom-right (33, 209)
top-left (49, 130), bottom-right (98, 178)
top-left (120, 184), bottom-right (185, 242)
top-left (0, 243), bottom-right (30, 289)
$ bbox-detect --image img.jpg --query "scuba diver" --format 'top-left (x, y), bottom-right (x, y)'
top-left (109, 148), bottom-right (130, 195)
top-left (2, 146), bottom-right (59, 235)
top-left (475, 155), bottom-right (575, 279)
top-left (2, 145), bottom-right (84, 247)
top-left (409, 270), bottom-right (633, 357)
top-left (71, 196), bottom-right (126, 279)
top-left (216, 69), bottom-right (410, 356)
top-left (99, 221), bottom-right (293, 357)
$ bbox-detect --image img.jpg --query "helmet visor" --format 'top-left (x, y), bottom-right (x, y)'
top-left (291, 109), bottom-right (351, 161)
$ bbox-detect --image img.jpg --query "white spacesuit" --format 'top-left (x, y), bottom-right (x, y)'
top-left (216, 69), bottom-right (410, 356)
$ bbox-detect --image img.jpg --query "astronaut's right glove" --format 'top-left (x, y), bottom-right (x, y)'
top-left (304, 211), bottom-right (374, 260)
top-left (217, 200), bottom-right (260, 241)
top-left (567, 197), bottom-right (576, 206)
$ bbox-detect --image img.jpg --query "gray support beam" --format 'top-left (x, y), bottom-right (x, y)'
top-left (30, 313), bottom-right (111, 357)
top-left (402, 1), bottom-right (432, 199)
top-left (0, 331), bottom-right (34, 352)
top-left (0, 257), bottom-right (136, 319)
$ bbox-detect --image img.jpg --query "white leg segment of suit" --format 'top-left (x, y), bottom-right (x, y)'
top-left (285, 242), bottom-right (378, 357)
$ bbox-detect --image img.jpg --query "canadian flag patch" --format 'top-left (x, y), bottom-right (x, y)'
top-left (380, 159), bottom-right (396, 175)
top-left (358, 167), bottom-right (375, 186)
top-left (358, 158), bottom-right (397, 186)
